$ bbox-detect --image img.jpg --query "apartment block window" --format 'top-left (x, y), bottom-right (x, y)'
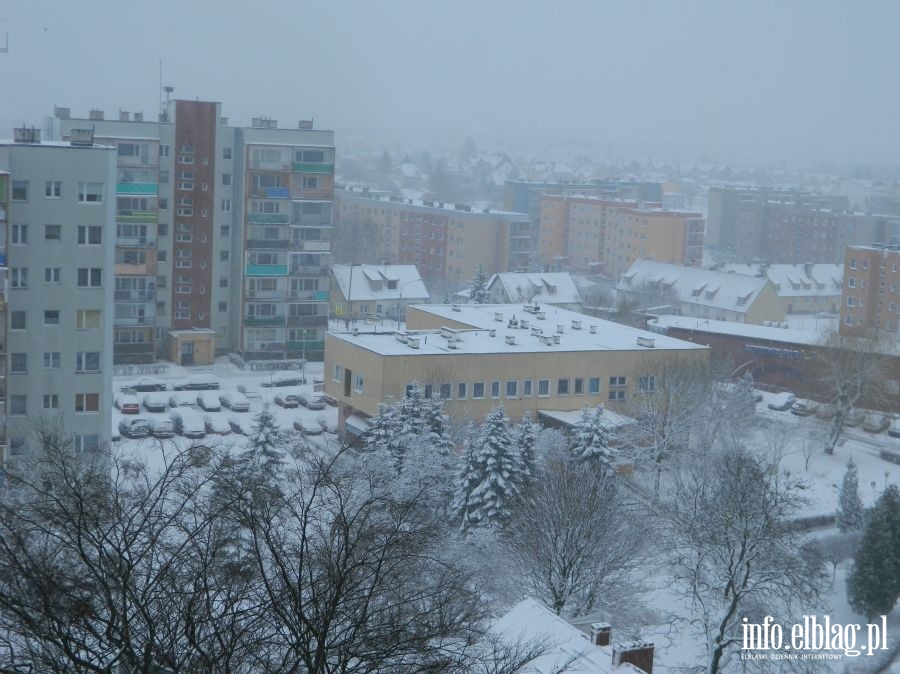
top-left (10, 268), bottom-right (27, 289)
top-left (43, 224), bottom-right (61, 240)
top-left (538, 379), bottom-right (550, 396)
top-left (557, 378), bottom-right (570, 395)
top-left (848, 277), bottom-right (856, 288)
top-left (10, 353), bottom-right (27, 374)
top-left (218, 302), bottom-right (228, 312)
top-left (11, 311), bottom-right (26, 330)
top-left (220, 251), bottom-right (230, 262)
top-left (221, 225), bottom-right (230, 237)
top-left (638, 375), bottom-right (657, 393)
top-left (159, 173), bottom-right (169, 186)
top-left (11, 224), bottom-right (27, 244)
top-left (43, 352), bottom-right (61, 369)
top-left (473, 382), bottom-right (485, 399)
top-left (42, 394), bottom-right (59, 411)
top-left (506, 380), bottom-right (518, 397)
top-left (10, 395), bottom-right (27, 415)
top-left (221, 198), bottom-right (231, 212)
top-left (160, 144), bottom-right (170, 158)
top-left (77, 225), bottom-right (103, 244)
top-left (223, 147), bottom-right (232, 159)
top-left (76, 309), bottom-right (101, 329)
top-left (45, 267), bottom-right (61, 283)
top-left (574, 377), bottom-right (584, 395)
top-left (44, 181), bottom-right (62, 198)
top-left (609, 376), bottom-right (627, 387)
top-left (222, 173), bottom-right (231, 186)
top-left (75, 351), bottom-right (101, 373)
top-left (847, 296), bottom-right (855, 307)
top-left (158, 222), bottom-right (168, 235)
top-left (77, 268), bottom-right (102, 287)
top-left (157, 250), bottom-right (167, 262)
top-left (176, 208), bottom-right (193, 217)
top-left (74, 434), bottom-right (100, 454)
top-left (74, 393), bottom-right (100, 413)
top-left (175, 310), bottom-right (190, 320)
top-left (353, 373), bottom-right (364, 394)
top-left (589, 377), bottom-right (601, 394)
top-left (439, 383), bottom-right (451, 399)
top-left (156, 275), bottom-right (167, 288)
top-left (179, 154), bottom-right (194, 165)
top-left (219, 277), bottom-right (229, 288)
top-left (457, 382), bottom-right (467, 399)
top-left (43, 310), bottom-right (60, 326)
top-left (523, 380), bottom-right (533, 396)
top-left (609, 390), bottom-right (626, 401)
top-left (201, 208), bottom-right (208, 217)
top-left (78, 182), bottom-right (103, 203)
top-left (302, 177), bottom-right (319, 189)
top-left (12, 180), bottom-right (29, 200)
top-left (490, 381), bottom-right (501, 399)
top-left (333, 364), bottom-right (342, 382)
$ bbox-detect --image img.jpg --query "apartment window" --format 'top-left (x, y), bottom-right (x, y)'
top-left (77, 225), bottom-right (103, 244)
top-left (221, 198), bottom-right (231, 212)
top-left (638, 375), bottom-right (657, 393)
top-left (457, 382), bottom-right (467, 399)
top-left (10, 353), bottom-right (27, 374)
top-left (179, 154), bottom-right (194, 165)
top-left (353, 373), bottom-right (364, 394)
top-left (42, 394), bottom-right (59, 411)
top-left (77, 268), bottom-right (103, 287)
top-left (160, 144), bottom-right (170, 157)
top-left (589, 377), bottom-right (601, 394)
top-left (74, 393), bottom-right (100, 413)
top-left (557, 378), bottom-right (570, 395)
top-left (223, 147), bottom-right (232, 159)
top-left (523, 379), bottom-right (533, 397)
top-left (201, 208), bottom-right (208, 217)
top-left (302, 177), bottom-right (319, 189)
top-left (491, 381), bottom-right (501, 399)
top-left (219, 250), bottom-right (230, 262)
top-left (848, 277), bottom-right (856, 288)
top-left (473, 382), bottom-right (485, 399)
top-left (159, 172), bottom-right (169, 186)
top-left (175, 311), bottom-right (190, 320)
top-left (845, 315), bottom-right (854, 326)
top-left (44, 181), bottom-right (61, 198)
top-left (538, 379), bottom-right (550, 396)
top-left (44, 224), bottom-right (61, 240)
top-left (157, 275), bottom-right (168, 288)
top-left (862, 259), bottom-right (869, 270)
top-left (73, 434), bottom-right (100, 454)
top-left (10, 395), bottom-right (27, 415)
top-left (222, 173), bottom-right (231, 186)
top-left (847, 296), bottom-right (855, 307)
top-left (43, 267), bottom-right (61, 284)
top-left (176, 208), bottom-right (193, 217)
top-left (157, 250), bottom-right (167, 262)
top-left (12, 181), bottom-right (29, 201)
top-left (75, 351), bottom-right (101, 373)
top-left (609, 376), bottom-right (627, 387)
top-left (424, 384), bottom-right (434, 399)
top-left (219, 277), bottom-right (229, 288)
top-left (10, 268), bottom-right (27, 289)
top-left (333, 364), bottom-right (342, 382)
top-left (76, 309), bottom-right (101, 329)
top-left (504, 380), bottom-right (518, 398)
top-left (158, 222), bottom-right (168, 235)
top-left (218, 301), bottom-right (228, 312)
top-left (176, 234), bottom-right (193, 242)
top-left (43, 352), bottom-right (61, 369)
top-left (609, 390), bottom-right (626, 401)
top-left (43, 310), bottom-right (60, 326)
top-left (177, 182), bottom-right (193, 191)
top-left (574, 377), bottom-right (584, 395)
top-left (78, 182), bottom-right (103, 203)
top-left (11, 311), bottom-right (26, 330)
top-left (11, 224), bottom-right (27, 244)
top-left (201, 183), bottom-right (208, 191)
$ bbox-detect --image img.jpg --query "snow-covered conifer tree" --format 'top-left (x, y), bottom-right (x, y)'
top-left (836, 457), bottom-right (865, 533)
top-left (570, 407), bottom-right (615, 467)
top-left (516, 411), bottom-right (538, 489)
top-left (469, 263), bottom-right (489, 304)
top-left (847, 484), bottom-right (900, 619)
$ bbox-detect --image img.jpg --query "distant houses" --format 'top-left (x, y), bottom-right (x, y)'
top-left (330, 264), bottom-right (429, 323)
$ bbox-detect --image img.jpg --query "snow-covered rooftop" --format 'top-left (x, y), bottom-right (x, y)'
top-left (488, 272), bottom-right (583, 306)
top-left (327, 304), bottom-right (706, 356)
top-left (331, 264), bottom-right (429, 302)
top-left (648, 314), bottom-right (825, 346)
top-left (718, 263), bottom-right (843, 298)
top-left (618, 261), bottom-right (771, 315)
top-left (337, 188), bottom-right (528, 218)
top-left (538, 407), bottom-right (635, 431)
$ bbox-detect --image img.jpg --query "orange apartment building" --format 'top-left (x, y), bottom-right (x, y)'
top-left (840, 244), bottom-right (900, 337)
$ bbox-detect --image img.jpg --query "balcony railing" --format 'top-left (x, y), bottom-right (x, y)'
top-left (116, 182), bottom-right (158, 196)
top-left (287, 340), bottom-right (325, 353)
top-left (117, 154), bottom-right (158, 168)
top-left (290, 265), bottom-right (330, 276)
top-left (114, 315), bottom-right (155, 327)
top-left (115, 261), bottom-right (157, 276)
top-left (289, 187), bottom-right (332, 200)
top-left (247, 213), bottom-right (290, 225)
top-left (250, 186), bottom-right (290, 199)
top-left (115, 289), bottom-right (156, 301)
top-left (289, 290), bottom-right (329, 302)
top-left (116, 237), bottom-right (156, 247)
top-left (291, 162), bottom-right (335, 174)
top-left (246, 264), bottom-right (289, 276)
top-left (244, 315), bottom-right (287, 327)
top-left (117, 210), bottom-right (157, 223)
top-left (286, 315), bottom-right (328, 328)
top-left (291, 212), bottom-right (333, 226)
top-left (113, 342), bottom-right (156, 355)
top-left (244, 342), bottom-right (288, 352)
top-left (289, 239), bottom-right (331, 252)
top-left (246, 289), bottom-right (288, 300)
top-left (247, 239), bottom-right (290, 250)
top-left (249, 159), bottom-right (292, 171)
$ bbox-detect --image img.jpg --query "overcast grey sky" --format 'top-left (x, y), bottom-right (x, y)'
top-left (1, 1), bottom-right (897, 163)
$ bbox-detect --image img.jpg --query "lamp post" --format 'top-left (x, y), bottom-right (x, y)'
top-left (396, 279), bottom-right (421, 330)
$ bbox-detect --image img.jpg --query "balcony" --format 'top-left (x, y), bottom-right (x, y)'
top-left (246, 289), bottom-right (289, 300)
top-left (247, 239), bottom-right (290, 250)
top-left (250, 186), bottom-right (290, 199)
top-left (249, 159), bottom-right (292, 171)
top-left (116, 182), bottom-right (158, 196)
top-left (247, 212), bottom-right (290, 225)
top-left (289, 290), bottom-right (329, 302)
top-left (287, 339), bottom-right (325, 353)
top-left (116, 236), bottom-right (156, 248)
top-left (289, 239), bottom-right (331, 252)
top-left (114, 315), bottom-right (155, 327)
top-left (290, 187), bottom-right (332, 200)
top-left (291, 211), bottom-right (332, 226)
top-left (287, 315), bottom-right (328, 328)
top-left (115, 289), bottom-right (156, 301)
top-left (244, 315), bottom-right (287, 327)
top-left (246, 264), bottom-right (289, 276)
top-left (116, 260), bottom-right (157, 276)
top-left (244, 342), bottom-right (287, 353)
top-left (291, 162), bottom-right (335, 174)
top-left (117, 210), bottom-right (157, 223)
top-left (290, 265), bottom-right (330, 276)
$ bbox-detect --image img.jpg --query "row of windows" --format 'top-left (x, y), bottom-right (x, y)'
top-left (10, 351), bottom-right (101, 374)
top-left (9, 393), bottom-right (100, 416)
top-left (10, 309), bottom-right (101, 331)
top-left (11, 181), bottom-right (103, 203)
top-left (11, 223), bottom-right (103, 245)
top-left (10, 267), bottom-right (102, 289)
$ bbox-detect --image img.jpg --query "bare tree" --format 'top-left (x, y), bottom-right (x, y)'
top-left (501, 458), bottom-right (649, 617)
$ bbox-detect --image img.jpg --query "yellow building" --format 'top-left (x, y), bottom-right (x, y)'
top-left (324, 303), bottom-right (708, 436)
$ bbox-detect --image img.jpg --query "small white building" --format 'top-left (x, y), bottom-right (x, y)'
top-left (717, 263), bottom-right (843, 315)
top-left (330, 264), bottom-right (429, 323)
top-left (486, 272), bottom-right (583, 311)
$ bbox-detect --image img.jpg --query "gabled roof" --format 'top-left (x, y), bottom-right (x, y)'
top-left (617, 261), bottom-right (770, 314)
top-left (488, 272), bottom-right (583, 306)
top-left (718, 263), bottom-right (843, 298)
top-left (331, 264), bottom-right (429, 303)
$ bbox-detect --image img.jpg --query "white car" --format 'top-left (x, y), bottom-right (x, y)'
top-left (203, 415), bottom-right (231, 435)
top-left (220, 392), bottom-right (250, 412)
top-left (168, 392), bottom-right (196, 409)
top-left (197, 392), bottom-right (222, 412)
top-left (147, 417), bottom-right (175, 438)
top-left (142, 392), bottom-right (170, 413)
top-left (228, 416), bottom-right (252, 435)
top-left (767, 392), bottom-right (797, 411)
top-left (173, 374), bottom-right (220, 391)
top-left (237, 384), bottom-right (261, 400)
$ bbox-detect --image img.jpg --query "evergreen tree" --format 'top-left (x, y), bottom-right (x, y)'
top-left (422, 397), bottom-right (454, 456)
top-left (570, 407), bottom-right (616, 467)
top-left (363, 401), bottom-right (397, 454)
top-left (240, 404), bottom-right (285, 477)
top-left (451, 406), bottom-right (523, 531)
top-left (469, 263), bottom-right (490, 304)
top-left (516, 411), bottom-right (538, 490)
top-left (847, 484), bottom-right (900, 619)
top-left (836, 458), bottom-right (865, 533)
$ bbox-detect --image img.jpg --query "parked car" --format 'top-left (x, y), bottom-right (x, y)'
top-left (261, 371), bottom-right (307, 387)
top-left (791, 400), bottom-right (819, 417)
top-left (293, 419), bottom-right (322, 435)
top-left (142, 392), bottom-right (169, 413)
top-left (168, 392), bottom-right (196, 409)
top-left (844, 409), bottom-right (865, 428)
top-left (173, 374), bottom-right (220, 391)
top-left (115, 394), bottom-right (141, 414)
top-left (863, 414), bottom-right (891, 434)
top-left (322, 393), bottom-right (339, 407)
top-left (237, 384), bottom-right (261, 399)
top-left (197, 392), bottom-right (222, 412)
top-left (298, 392), bottom-right (326, 410)
top-left (228, 416), bottom-right (252, 435)
top-left (169, 409), bottom-right (206, 439)
top-left (220, 392), bottom-right (250, 412)
top-left (126, 378), bottom-right (168, 392)
top-left (767, 392), bottom-right (797, 411)
top-left (119, 417), bottom-right (151, 439)
top-left (204, 415), bottom-right (232, 435)
top-left (274, 392), bottom-right (300, 408)
top-left (147, 417), bottom-right (175, 439)
top-left (889, 418), bottom-right (900, 438)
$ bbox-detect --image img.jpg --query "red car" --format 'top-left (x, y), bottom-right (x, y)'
top-left (322, 393), bottom-right (338, 407)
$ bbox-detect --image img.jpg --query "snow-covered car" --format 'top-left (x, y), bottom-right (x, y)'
top-left (322, 393), bottom-right (338, 407)
top-left (237, 384), bottom-right (261, 399)
top-left (197, 392), bottom-right (222, 412)
top-left (790, 400), bottom-right (818, 417)
top-left (298, 393), bottom-right (326, 410)
top-left (274, 392), bottom-right (300, 408)
top-left (203, 415), bottom-right (231, 435)
top-left (844, 409), bottom-right (865, 428)
top-left (147, 417), bottom-right (175, 439)
top-left (169, 409), bottom-right (206, 439)
top-left (125, 378), bottom-right (168, 392)
top-left (889, 418), bottom-right (900, 438)
top-left (228, 416), bottom-right (252, 435)
top-left (142, 392), bottom-right (169, 413)
top-left (168, 392), bottom-right (196, 408)
top-left (115, 394), bottom-right (141, 414)
top-left (767, 392), bottom-right (796, 411)
top-left (293, 419), bottom-right (322, 435)
top-left (119, 417), bottom-right (151, 439)
top-left (220, 392), bottom-right (250, 412)
top-left (261, 371), bottom-right (307, 387)
top-left (173, 374), bottom-right (220, 391)
top-left (862, 414), bottom-right (890, 434)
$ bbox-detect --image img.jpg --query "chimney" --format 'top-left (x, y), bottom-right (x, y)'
top-left (89, 109), bottom-right (105, 120)
top-left (591, 622), bottom-right (611, 646)
top-left (612, 641), bottom-right (655, 674)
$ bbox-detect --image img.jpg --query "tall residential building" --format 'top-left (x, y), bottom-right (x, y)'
top-left (334, 189), bottom-right (533, 286)
top-left (0, 171), bottom-right (8, 465)
top-left (0, 128), bottom-right (115, 468)
top-left (55, 102), bottom-right (334, 363)
top-left (840, 245), bottom-right (900, 337)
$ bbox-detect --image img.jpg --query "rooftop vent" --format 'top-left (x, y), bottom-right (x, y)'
top-left (556, 324), bottom-right (565, 334)
top-left (494, 311), bottom-right (504, 322)
top-left (536, 310), bottom-right (546, 320)
top-left (13, 127), bottom-right (40, 143)
top-left (54, 106), bottom-right (71, 119)
top-left (298, 119), bottom-right (314, 130)
top-left (637, 336), bottom-right (655, 348)
top-left (119, 110), bottom-right (130, 121)
top-left (572, 319), bottom-right (582, 330)
top-left (489, 329), bottom-right (496, 337)
top-left (394, 331), bottom-right (409, 344)
top-left (508, 318), bottom-right (519, 329)
top-left (252, 117), bottom-right (278, 128)
top-left (68, 128), bottom-right (95, 146)
top-left (407, 336), bottom-right (421, 349)
top-left (89, 109), bottom-right (105, 121)
top-left (446, 340), bottom-right (457, 349)
top-left (440, 327), bottom-right (456, 339)
top-left (590, 325), bottom-right (598, 334)
top-left (553, 334), bottom-right (561, 344)
top-left (520, 319), bottom-right (530, 329)
top-left (531, 326), bottom-right (543, 337)
top-left (540, 335), bottom-right (553, 346)
top-left (523, 304), bottom-right (536, 314)
top-left (451, 303), bottom-right (461, 312)
top-left (505, 335), bottom-right (516, 345)
top-left (133, 112), bottom-right (144, 122)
